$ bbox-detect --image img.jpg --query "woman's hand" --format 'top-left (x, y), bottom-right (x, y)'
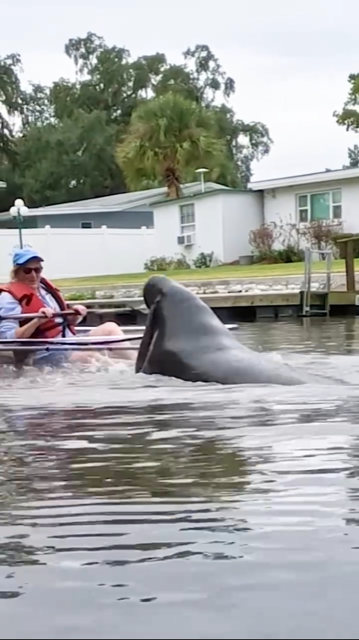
top-left (37, 307), bottom-right (55, 323)
top-left (70, 305), bottom-right (88, 324)
top-left (15, 307), bottom-right (54, 339)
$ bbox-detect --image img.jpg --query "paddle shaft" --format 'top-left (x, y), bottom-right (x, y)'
top-left (0, 311), bottom-right (239, 333)
top-left (0, 334), bottom-right (141, 347)
top-left (0, 344), bottom-right (138, 352)
top-left (0, 310), bottom-right (78, 321)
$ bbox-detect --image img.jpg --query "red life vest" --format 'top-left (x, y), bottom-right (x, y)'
top-left (0, 277), bottom-right (76, 339)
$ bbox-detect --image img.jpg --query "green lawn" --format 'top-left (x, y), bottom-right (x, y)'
top-left (54, 258), bottom-right (351, 289)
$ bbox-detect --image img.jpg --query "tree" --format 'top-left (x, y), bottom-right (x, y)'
top-left (13, 110), bottom-right (125, 207)
top-left (153, 44), bottom-right (235, 107)
top-left (53, 36), bottom-right (236, 125)
top-left (21, 83), bottom-right (54, 129)
top-left (0, 33), bottom-right (272, 210)
top-left (211, 104), bottom-right (272, 186)
top-left (0, 53), bottom-right (23, 163)
top-left (27, 33), bottom-right (271, 187)
top-left (335, 76), bottom-right (359, 170)
top-left (182, 44), bottom-right (235, 105)
top-left (347, 144), bottom-right (359, 167)
top-left (153, 44), bottom-right (272, 185)
top-left (45, 32), bottom-right (154, 128)
top-left (342, 144), bottom-right (359, 169)
top-left (0, 54), bottom-right (24, 212)
top-left (116, 92), bottom-right (234, 197)
top-left (334, 73), bottom-right (359, 132)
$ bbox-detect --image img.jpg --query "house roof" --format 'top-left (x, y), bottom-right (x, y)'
top-left (152, 187), bottom-right (247, 207)
top-left (249, 167), bottom-right (359, 191)
top-left (19, 181), bottom-right (229, 217)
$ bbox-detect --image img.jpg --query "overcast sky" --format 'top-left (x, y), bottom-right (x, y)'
top-left (2, 0), bottom-right (359, 181)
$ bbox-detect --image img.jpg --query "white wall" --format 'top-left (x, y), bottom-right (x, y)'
top-left (221, 191), bottom-right (263, 261)
top-left (153, 194), bottom-right (224, 262)
top-left (153, 191), bottom-right (263, 264)
top-left (263, 177), bottom-right (359, 233)
top-left (0, 226), bottom-right (155, 281)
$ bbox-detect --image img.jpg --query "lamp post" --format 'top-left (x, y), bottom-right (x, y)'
top-left (10, 198), bottom-right (28, 249)
top-left (195, 168), bottom-right (209, 193)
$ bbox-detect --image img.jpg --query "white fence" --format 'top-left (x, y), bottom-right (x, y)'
top-left (0, 226), bottom-right (155, 281)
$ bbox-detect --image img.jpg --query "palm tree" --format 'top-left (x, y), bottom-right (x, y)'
top-left (115, 92), bottom-right (233, 198)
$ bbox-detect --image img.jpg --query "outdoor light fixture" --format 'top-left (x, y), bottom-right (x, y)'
top-left (195, 168), bottom-right (209, 193)
top-left (10, 198), bottom-right (29, 249)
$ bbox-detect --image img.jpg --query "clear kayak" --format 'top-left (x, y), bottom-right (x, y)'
top-left (0, 310), bottom-right (238, 367)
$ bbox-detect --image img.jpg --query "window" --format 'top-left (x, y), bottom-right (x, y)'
top-left (297, 189), bottom-right (342, 223)
top-left (80, 221), bottom-right (93, 228)
top-left (179, 203), bottom-right (195, 235)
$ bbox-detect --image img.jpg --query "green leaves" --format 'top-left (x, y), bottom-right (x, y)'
top-left (335, 73), bottom-right (359, 132)
top-left (116, 93), bottom-right (233, 196)
top-left (13, 110), bottom-right (125, 207)
top-left (0, 53), bottom-right (23, 165)
top-left (0, 53), bottom-right (23, 115)
top-left (0, 32), bottom-right (272, 209)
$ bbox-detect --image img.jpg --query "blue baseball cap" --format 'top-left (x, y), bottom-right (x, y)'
top-left (13, 248), bottom-right (44, 267)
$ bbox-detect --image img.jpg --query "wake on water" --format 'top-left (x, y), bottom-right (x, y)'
top-left (0, 345), bottom-right (357, 415)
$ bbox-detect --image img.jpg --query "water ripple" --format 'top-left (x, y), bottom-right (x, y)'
top-left (1, 318), bottom-right (359, 638)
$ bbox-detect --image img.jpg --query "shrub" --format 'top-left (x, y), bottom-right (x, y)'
top-left (144, 253), bottom-right (191, 271)
top-left (171, 254), bottom-right (192, 269)
top-left (300, 220), bottom-right (343, 258)
top-left (193, 251), bottom-right (214, 268)
top-left (144, 255), bottom-right (171, 271)
top-left (248, 222), bottom-right (280, 261)
top-left (65, 290), bottom-right (97, 301)
top-left (248, 218), bottom-right (342, 264)
top-left (279, 221), bottom-right (302, 251)
top-left (275, 245), bottom-right (305, 263)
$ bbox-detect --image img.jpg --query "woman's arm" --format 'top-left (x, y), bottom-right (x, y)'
top-left (0, 294), bottom-right (22, 339)
top-left (14, 315), bottom-right (51, 339)
top-left (0, 293), bottom-right (54, 339)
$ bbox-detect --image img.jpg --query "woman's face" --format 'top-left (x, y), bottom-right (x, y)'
top-left (15, 259), bottom-right (43, 289)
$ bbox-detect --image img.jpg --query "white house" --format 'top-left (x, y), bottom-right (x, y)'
top-left (0, 181), bottom-right (229, 230)
top-left (2, 167), bottom-right (359, 279)
top-left (152, 188), bottom-right (263, 264)
top-left (249, 167), bottom-right (359, 231)
top-left (152, 167), bottom-right (359, 265)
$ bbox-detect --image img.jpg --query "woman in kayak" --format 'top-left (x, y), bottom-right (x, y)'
top-left (0, 248), bottom-right (136, 368)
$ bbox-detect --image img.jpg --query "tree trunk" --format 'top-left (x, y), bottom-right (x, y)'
top-left (163, 165), bottom-right (181, 199)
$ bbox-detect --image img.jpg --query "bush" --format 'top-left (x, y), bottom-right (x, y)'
top-left (144, 255), bottom-right (172, 271)
top-left (300, 220), bottom-right (343, 257)
top-left (249, 218), bottom-right (342, 264)
top-left (171, 254), bottom-right (192, 269)
top-left (65, 290), bottom-right (97, 301)
top-left (252, 250), bottom-right (281, 264)
top-left (193, 251), bottom-right (214, 268)
top-left (248, 222), bottom-right (280, 261)
top-left (275, 245), bottom-right (304, 263)
top-left (144, 253), bottom-right (191, 271)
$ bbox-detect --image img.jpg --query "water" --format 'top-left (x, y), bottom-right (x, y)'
top-left (1, 317), bottom-right (359, 639)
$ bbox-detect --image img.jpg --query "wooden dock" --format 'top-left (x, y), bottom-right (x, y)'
top-left (73, 238), bottom-right (359, 324)
top-left (67, 290), bottom-right (359, 326)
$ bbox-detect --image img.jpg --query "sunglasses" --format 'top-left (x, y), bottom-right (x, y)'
top-left (22, 266), bottom-right (43, 275)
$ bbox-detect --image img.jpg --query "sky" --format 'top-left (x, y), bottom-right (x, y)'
top-left (2, 0), bottom-right (359, 181)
